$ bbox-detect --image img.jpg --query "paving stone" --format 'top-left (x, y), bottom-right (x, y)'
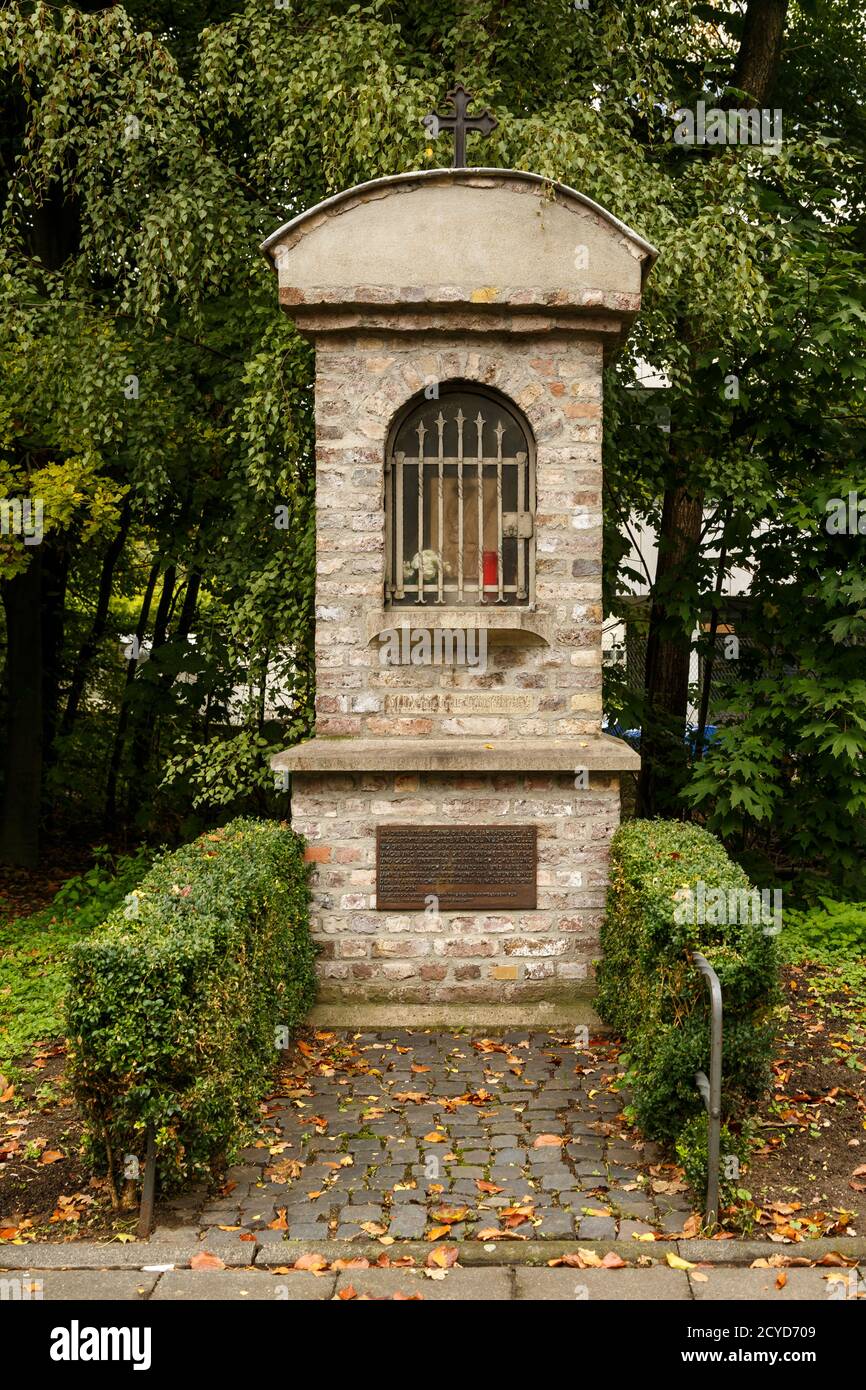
top-left (539, 1173), bottom-right (582, 1191)
top-left (199, 1207), bottom-right (241, 1224)
top-left (575, 1217), bottom-right (617, 1239)
top-left (256, 1229), bottom-right (292, 1245)
top-left (153, 1270), bottom-right (334, 1300)
top-left (335, 1204), bottom-right (382, 1223)
top-left (281, 1203), bottom-right (330, 1221)
top-left (490, 1150), bottom-right (525, 1166)
top-left (387, 1207), bottom-right (427, 1238)
top-left (150, 1225), bottom-right (200, 1243)
top-left (565, 1143), bottom-right (604, 1161)
top-left (612, 1199), bottom-right (655, 1221)
top-left (0, 1242), bottom-right (250, 1269)
top-left (534, 1210), bottom-right (576, 1237)
top-left (371, 1166), bottom-right (411, 1185)
top-left (688, 1267), bottom-right (836, 1300)
top-left (607, 1145), bottom-right (642, 1162)
top-left (514, 1268), bottom-right (690, 1301)
top-left (201, 1229), bottom-right (261, 1254)
top-left (333, 1267), bottom-right (512, 1300)
top-left (656, 1210), bottom-right (692, 1234)
top-left (237, 1146), bottom-right (271, 1165)
top-left (618, 1219), bottom-right (657, 1240)
top-left (7, 1271), bottom-right (158, 1301)
top-left (289, 1222), bottom-right (335, 1240)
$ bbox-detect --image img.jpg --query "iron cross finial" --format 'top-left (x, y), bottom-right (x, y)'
top-left (422, 84), bottom-right (498, 168)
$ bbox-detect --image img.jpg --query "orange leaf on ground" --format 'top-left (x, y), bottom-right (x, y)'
top-left (431, 1206), bottom-right (469, 1223)
top-left (40, 1150), bottom-right (64, 1165)
top-left (337, 1285), bottom-right (357, 1300)
top-left (190, 1251), bottom-right (225, 1271)
top-left (293, 1252), bottom-right (329, 1273)
top-left (426, 1246), bottom-right (459, 1270)
top-left (422, 1132), bottom-right (447, 1143)
top-left (532, 1134), bottom-right (564, 1148)
top-left (425, 1225), bottom-right (452, 1242)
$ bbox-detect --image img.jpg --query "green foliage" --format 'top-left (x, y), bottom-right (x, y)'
top-left (0, 846), bottom-right (152, 1071)
top-left (684, 474), bottom-right (866, 891)
top-left (780, 899), bottom-right (866, 962)
top-left (675, 1113), bottom-right (750, 1212)
top-left (66, 818), bottom-right (316, 1194)
top-left (597, 819), bottom-right (778, 1145)
top-left (1, 0), bottom-right (866, 867)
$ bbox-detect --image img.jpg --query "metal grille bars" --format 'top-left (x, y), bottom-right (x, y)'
top-left (385, 392), bottom-right (534, 608)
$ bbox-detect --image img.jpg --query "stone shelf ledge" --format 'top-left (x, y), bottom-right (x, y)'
top-left (365, 607), bottom-right (553, 646)
top-left (271, 733), bottom-right (640, 774)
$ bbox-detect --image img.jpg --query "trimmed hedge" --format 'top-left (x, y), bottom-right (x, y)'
top-left (596, 819), bottom-right (777, 1145)
top-left (66, 818), bottom-right (316, 1196)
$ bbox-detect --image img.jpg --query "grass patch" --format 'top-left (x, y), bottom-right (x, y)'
top-left (0, 848), bottom-right (152, 1075)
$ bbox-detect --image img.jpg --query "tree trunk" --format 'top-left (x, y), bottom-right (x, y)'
top-left (637, 486), bottom-right (703, 815)
top-left (61, 501), bottom-right (131, 737)
top-left (0, 556), bottom-right (44, 866)
top-left (732, 0), bottom-right (789, 101)
top-left (636, 0), bottom-right (788, 814)
top-left (125, 564), bottom-right (176, 818)
top-left (40, 538), bottom-right (70, 776)
top-left (0, 173), bottom-right (81, 863)
top-left (104, 559), bottom-right (160, 825)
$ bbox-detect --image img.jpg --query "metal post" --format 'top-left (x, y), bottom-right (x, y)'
top-left (690, 950), bottom-right (722, 1228)
top-left (136, 1123), bottom-right (157, 1241)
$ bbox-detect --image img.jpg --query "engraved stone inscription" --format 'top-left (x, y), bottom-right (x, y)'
top-left (376, 824), bottom-right (537, 911)
top-left (385, 692), bottom-right (534, 715)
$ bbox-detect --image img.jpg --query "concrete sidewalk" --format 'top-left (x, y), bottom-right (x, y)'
top-left (2, 1236), bottom-right (863, 1301)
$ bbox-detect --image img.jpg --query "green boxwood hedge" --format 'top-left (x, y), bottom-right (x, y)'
top-left (596, 819), bottom-right (777, 1145)
top-left (66, 818), bottom-right (316, 1197)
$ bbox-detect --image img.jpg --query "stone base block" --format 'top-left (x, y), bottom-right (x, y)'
top-left (292, 769), bottom-right (619, 1005)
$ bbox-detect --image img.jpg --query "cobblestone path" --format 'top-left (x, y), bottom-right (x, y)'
top-left (190, 1029), bottom-right (696, 1245)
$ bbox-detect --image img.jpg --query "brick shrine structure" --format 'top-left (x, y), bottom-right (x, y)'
top-left (263, 168), bottom-right (656, 1019)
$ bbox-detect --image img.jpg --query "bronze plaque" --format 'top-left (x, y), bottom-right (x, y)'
top-left (376, 824), bottom-right (537, 911)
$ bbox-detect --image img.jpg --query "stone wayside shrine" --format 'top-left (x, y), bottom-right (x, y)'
top-left (264, 96), bottom-right (656, 1024)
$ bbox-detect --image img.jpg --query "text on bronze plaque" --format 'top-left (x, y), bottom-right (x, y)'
top-left (376, 824), bottom-right (537, 911)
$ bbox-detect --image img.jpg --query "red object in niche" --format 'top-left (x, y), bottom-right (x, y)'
top-left (482, 550), bottom-right (498, 588)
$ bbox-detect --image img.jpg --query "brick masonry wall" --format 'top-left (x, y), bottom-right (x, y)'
top-left (313, 332), bottom-right (605, 740)
top-left (294, 771), bottom-right (620, 1004)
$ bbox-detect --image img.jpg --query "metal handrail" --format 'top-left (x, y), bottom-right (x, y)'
top-left (689, 951), bottom-right (723, 1228)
